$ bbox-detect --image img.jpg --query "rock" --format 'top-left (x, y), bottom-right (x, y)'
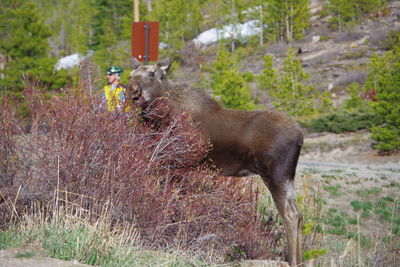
top-left (310, 15), bottom-right (320, 22)
top-left (349, 42), bottom-right (358, 48)
top-left (310, 4), bottom-right (323, 15)
top-left (312, 35), bottom-right (320, 43)
top-left (356, 36), bottom-right (370, 46)
top-left (328, 83), bottom-right (334, 90)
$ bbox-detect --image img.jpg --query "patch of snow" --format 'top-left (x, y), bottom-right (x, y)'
top-left (55, 53), bottom-right (83, 70)
top-left (312, 35), bottom-right (320, 43)
top-left (159, 42), bottom-right (168, 49)
top-left (192, 20), bottom-right (261, 47)
top-left (55, 51), bottom-right (93, 71)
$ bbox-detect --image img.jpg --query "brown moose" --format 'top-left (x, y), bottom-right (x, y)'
top-left (126, 58), bottom-right (304, 266)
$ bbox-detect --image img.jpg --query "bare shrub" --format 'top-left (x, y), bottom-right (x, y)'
top-left (335, 70), bottom-right (368, 88)
top-left (0, 82), bottom-right (285, 261)
top-left (265, 42), bottom-right (290, 56)
top-left (368, 30), bottom-right (388, 48)
top-left (334, 31), bottom-right (365, 43)
top-left (0, 97), bottom-right (22, 196)
top-left (180, 42), bottom-right (206, 69)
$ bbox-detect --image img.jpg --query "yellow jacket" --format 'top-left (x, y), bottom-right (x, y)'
top-left (103, 84), bottom-right (129, 112)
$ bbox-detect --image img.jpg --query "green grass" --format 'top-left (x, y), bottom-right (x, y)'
top-left (0, 230), bottom-right (23, 250)
top-left (323, 185), bottom-right (342, 197)
top-left (350, 200), bottom-right (373, 218)
top-left (346, 232), bottom-right (370, 247)
top-left (350, 197), bottom-right (400, 226)
top-left (329, 169), bottom-right (345, 174)
top-left (303, 168), bottom-right (320, 174)
top-left (318, 208), bottom-right (354, 235)
top-left (15, 251), bottom-right (36, 258)
top-left (321, 174), bottom-right (336, 179)
top-left (356, 187), bottom-right (382, 198)
top-left (385, 182), bottom-right (400, 188)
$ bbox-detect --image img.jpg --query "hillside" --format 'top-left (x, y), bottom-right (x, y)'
top-left (176, 0), bottom-right (400, 107)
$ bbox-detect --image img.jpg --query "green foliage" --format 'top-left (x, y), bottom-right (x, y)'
top-left (93, 19), bottom-right (120, 70)
top-left (302, 222), bottom-right (316, 235)
top-left (15, 252), bottom-right (36, 258)
top-left (262, 0), bottom-right (310, 42)
top-left (324, 184), bottom-right (342, 197)
top-left (346, 232), bottom-right (371, 247)
top-left (366, 46), bottom-right (400, 151)
top-left (317, 91), bottom-right (334, 113)
top-left (356, 187), bottom-right (381, 198)
top-left (0, 0), bottom-right (70, 92)
top-left (0, 229), bottom-right (23, 250)
top-left (32, 0), bottom-right (96, 55)
top-left (210, 48), bottom-right (254, 110)
top-left (350, 200), bottom-right (373, 218)
top-left (302, 108), bottom-right (381, 133)
top-left (327, 0), bottom-right (388, 31)
top-left (149, 0), bottom-right (203, 55)
top-left (321, 208), bottom-right (351, 235)
top-left (304, 248), bottom-right (328, 260)
top-left (382, 30), bottom-right (400, 50)
top-left (265, 50), bottom-right (318, 116)
top-left (344, 83), bottom-right (367, 109)
top-left (91, 0), bottom-right (133, 49)
top-left (257, 54), bottom-right (279, 92)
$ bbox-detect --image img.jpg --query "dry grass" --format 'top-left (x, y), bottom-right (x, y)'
top-left (297, 165), bottom-right (400, 266)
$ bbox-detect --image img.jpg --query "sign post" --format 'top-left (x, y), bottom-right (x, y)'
top-left (132, 22), bottom-right (159, 64)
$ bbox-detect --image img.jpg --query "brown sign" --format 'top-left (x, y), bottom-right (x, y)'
top-left (131, 21), bottom-right (159, 63)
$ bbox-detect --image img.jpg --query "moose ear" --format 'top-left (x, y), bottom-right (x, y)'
top-left (130, 57), bottom-right (142, 70)
top-left (157, 58), bottom-right (173, 75)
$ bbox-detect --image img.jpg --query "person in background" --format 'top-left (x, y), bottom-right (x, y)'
top-left (103, 65), bottom-right (128, 112)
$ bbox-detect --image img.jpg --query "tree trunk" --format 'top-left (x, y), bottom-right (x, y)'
top-left (259, 2), bottom-right (263, 46)
top-left (146, 0), bottom-right (152, 12)
top-left (0, 54), bottom-right (5, 79)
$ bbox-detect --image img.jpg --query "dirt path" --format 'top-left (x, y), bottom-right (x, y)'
top-left (0, 248), bottom-right (96, 267)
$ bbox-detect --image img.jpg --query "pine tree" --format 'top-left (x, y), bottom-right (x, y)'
top-left (150, 0), bottom-right (203, 55)
top-left (270, 49), bottom-right (315, 116)
top-left (327, 0), bottom-right (387, 31)
top-left (262, 0), bottom-right (310, 42)
top-left (91, 0), bottom-right (133, 49)
top-left (366, 46), bottom-right (400, 151)
top-left (258, 54), bottom-right (279, 92)
top-left (344, 83), bottom-right (366, 110)
top-left (31, 0), bottom-right (96, 56)
top-left (93, 18), bottom-right (127, 71)
top-left (0, 0), bottom-right (69, 92)
top-left (210, 48), bottom-right (254, 110)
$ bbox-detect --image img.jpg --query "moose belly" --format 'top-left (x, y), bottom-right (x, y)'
top-left (209, 146), bottom-right (255, 177)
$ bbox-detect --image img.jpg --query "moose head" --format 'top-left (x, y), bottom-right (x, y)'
top-left (126, 58), bottom-right (173, 104)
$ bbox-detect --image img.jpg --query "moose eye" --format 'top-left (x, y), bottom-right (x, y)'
top-left (148, 72), bottom-right (155, 77)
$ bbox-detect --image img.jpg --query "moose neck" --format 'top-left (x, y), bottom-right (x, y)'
top-left (160, 79), bottom-right (221, 114)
